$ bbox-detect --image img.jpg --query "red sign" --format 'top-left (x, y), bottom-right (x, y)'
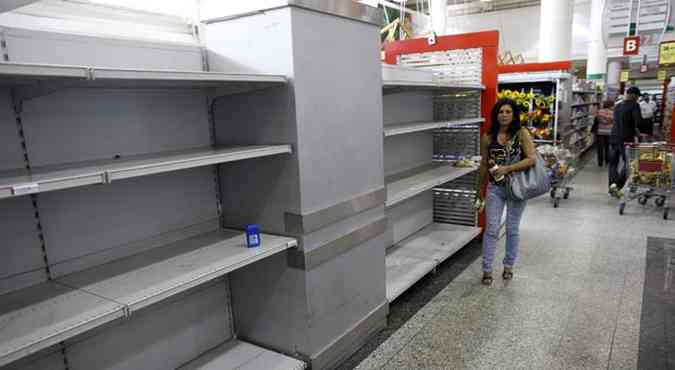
top-left (640, 64), bottom-right (648, 73)
top-left (624, 36), bottom-right (640, 56)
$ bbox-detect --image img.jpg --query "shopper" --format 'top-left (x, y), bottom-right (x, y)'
top-left (478, 98), bottom-right (537, 285)
top-left (639, 94), bottom-right (654, 137)
top-left (609, 87), bottom-right (642, 196)
top-left (591, 101), bottom-right (613, 166)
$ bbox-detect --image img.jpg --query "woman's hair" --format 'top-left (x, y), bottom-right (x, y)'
top-left (602, 100), bottom-right (614, 109)
top-left (490, 98), bottom-right (522, 143)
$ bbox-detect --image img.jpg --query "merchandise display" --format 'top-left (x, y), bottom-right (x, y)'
top-left (619, 144), bottom-right (674, 219)
top-left (497, 89), bottom-right (555, 140)
top-left (628, 150), bottom-right (673, 189)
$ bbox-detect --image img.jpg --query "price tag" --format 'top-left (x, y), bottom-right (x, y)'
top-left (620, 70), bottom-right (630, 82)
top-left (12, 183), bottom-right (39, 195)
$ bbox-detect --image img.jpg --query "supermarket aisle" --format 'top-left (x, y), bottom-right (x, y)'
top-left (340, 164), bottom-right (675, 370)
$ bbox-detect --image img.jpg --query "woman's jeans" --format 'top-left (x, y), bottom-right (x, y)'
top-left (482, 183), bottom-right (527, 273)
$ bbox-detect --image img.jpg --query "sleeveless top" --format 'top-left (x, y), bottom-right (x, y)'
top-left (488, 131), bottom-right (522, 183)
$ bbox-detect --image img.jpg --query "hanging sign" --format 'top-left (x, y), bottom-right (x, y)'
top-left (658, 69), bottom-right (667, 80)
top-left (620, 70), bottom-right (630, 82)
top-left (640, 64), bottom-right (648, 73)
top-left (658, 41), bottom-right (675, 65)
top-left (623, 36), bottom-right (641, 56)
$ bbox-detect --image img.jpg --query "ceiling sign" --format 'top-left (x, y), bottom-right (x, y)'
top-left (623, 36), bottom-right (640, 56)
top-left (659, 41), bottom-right (675, 66)
top-left (620, 70), bottom-right (630, 82)
top-left (658, 70), bottom-right (667, 81)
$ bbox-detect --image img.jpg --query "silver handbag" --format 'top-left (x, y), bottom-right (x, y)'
top-left (505, 138), bottom-right (552, 201)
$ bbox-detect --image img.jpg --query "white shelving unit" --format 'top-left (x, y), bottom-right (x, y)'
top-left (0, 282), bottom-right (125, 367)
top-left (0, 230), bottom-right (297, 367)
top-left (498, 71), bottom-right (572, 146)
top-left (385, 164), bottom-right (477, 208)
top-left (386, 223), bottom-right (481, 302)
top-left (382, 64), bottom-right (484, 94)
top-left (384, 118), bottom-right (484, 137)
top-left (0, 62), bottom-right (286, 93)
top-left (0, 145), bottom-right (292, 199)
top-left (178, 340), bottom-right (306, 370)
top-left (381, 63), bottom-right (482, 302)
top-left (0, 59), bottom-right (302, 369)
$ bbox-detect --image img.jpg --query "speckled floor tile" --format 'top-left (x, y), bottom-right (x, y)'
top-left (339, 163), bottom-right (672, 370)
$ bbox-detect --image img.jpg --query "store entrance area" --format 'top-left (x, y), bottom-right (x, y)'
top-left (339, 163), bottom-right (675, 370)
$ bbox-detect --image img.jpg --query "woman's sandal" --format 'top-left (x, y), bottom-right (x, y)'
top-left (481, 273), bottom-right (493, 286)
top-left (502, 268), bottom-right (514, 280)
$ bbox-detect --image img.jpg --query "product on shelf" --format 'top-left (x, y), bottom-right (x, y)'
top-left (498, 88), bottom-right (556, 140)
top-left (537, 145), bottom-right (576, 180)
top-left (628, 151), bottom-right (673, 188)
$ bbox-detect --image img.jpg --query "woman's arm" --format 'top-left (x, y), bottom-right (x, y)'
top-left (505, 129), bottom-right (536, 174)
top-left (478, 134), bottom-right (490, 200)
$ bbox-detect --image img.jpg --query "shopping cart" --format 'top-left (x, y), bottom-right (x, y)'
top-left (549, 165), bottom-right (575, 208)
top-left (618, 143), bottom-right (674, 219)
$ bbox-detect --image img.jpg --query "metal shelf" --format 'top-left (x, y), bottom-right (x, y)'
top-left (0, 145), bottom-right (292, 200)
top-left (385, 223), bottom-right (481, 302)
top-left (58, 229), bottom-right (297, 313)
top-left (178, 339), bottom-right (306, 370)
top-left (571, 102), bottom-right (598, 107)
top-left (384, 118), bottom-right (484, 137)
top-left (572, 90), bottom-right (598, 94)
top-left (385, 163), bottom-right (477, 207)
top-left (0, 62), bottom-right (286, 94)
top-left (571, 113), bottom-right (591, 120)
top-left (0, 282), bottom-right (126, 367)
top-left (382, 64), bottom-right (484, 94)
top-left (0, 230), bottom-right (297, 368)
top-left (498, 71), bottom-right (571, 83)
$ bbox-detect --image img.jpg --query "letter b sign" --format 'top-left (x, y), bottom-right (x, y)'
top-left (624, 37), bottom-right (640, 56)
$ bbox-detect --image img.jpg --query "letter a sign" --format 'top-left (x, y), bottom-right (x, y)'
top-left (624, 36), bottom-right (640, 56)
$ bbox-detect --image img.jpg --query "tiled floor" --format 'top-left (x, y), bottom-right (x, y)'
top-left (339, 163), bottom-right (675, 370)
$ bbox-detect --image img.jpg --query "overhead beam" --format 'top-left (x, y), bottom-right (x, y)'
top-left (0, 0), bottom-right (42, 14)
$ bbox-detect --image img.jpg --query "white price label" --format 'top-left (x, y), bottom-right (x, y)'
top-left (12, 183), bottom-right (39, 195)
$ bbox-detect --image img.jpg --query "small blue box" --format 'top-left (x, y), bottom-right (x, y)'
top-left (245, 224), bottom-right (261, 248)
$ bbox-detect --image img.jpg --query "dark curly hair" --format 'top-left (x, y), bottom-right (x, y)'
top-left (490, 98), bottom-right (522, 143)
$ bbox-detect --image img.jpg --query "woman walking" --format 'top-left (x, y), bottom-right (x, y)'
top-left (478, 98), bottom-right (537, 285)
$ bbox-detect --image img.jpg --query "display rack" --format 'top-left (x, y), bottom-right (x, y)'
top-left (385, 223), bottom-right (481, 301)
top-left (385, 163), bottom-right (477, 207)
top-left (381, 31), bottom-right (497, 302)
top-left (497, 62), bottom-right (600, 208)
top-left (497, 69), bottom-right (571, 145)
top-left (0, 230), bottom-right (296, 367)
top-left (0, 145), bottom-right (292, 199)
top-left (0, 59), bottom-right (302, 368)
top-left (178, 340), bottom-right (306, 370)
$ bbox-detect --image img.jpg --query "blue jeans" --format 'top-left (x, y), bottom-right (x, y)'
top-left (482, 183), bottom-right (527, 273)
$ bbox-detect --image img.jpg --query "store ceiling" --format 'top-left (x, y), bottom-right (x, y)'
top-left (445, 0), bottom-right (541, 16)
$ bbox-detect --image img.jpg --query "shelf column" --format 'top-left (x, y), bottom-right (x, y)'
top-left (538, 0), bottom-right (574, 62)
top-left (586, 0), bottom-right (607, 81)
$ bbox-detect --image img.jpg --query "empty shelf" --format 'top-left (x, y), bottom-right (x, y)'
top-left (571, 102), bottom-right (598, 107)
top-left (386, 164), bottom-right (477, 207)
top-left (93, 67), bottom-right (286, 85)
top-left (0, 62), bottom-right (286, 93)
top-left (57, 229), bottom-right (297, 312)
top-left (0, 282), bottom-right (125, 367)
top-left (0, 145), bottom-right (292, 200)
top-left (386, 223), bottom-right (480, 302)
top-left (0, 62), bottom-right (89, 83)
top-left (384, 118), bottom-right (484, 137)
top-left (179, 340), bottom-right (306, 370)
top-left (498, 72), bottom-right (571, 83)
top-left (382, 65), bottom-right (484, 93)
top-left (386, 247), bottom-right (436, 303)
